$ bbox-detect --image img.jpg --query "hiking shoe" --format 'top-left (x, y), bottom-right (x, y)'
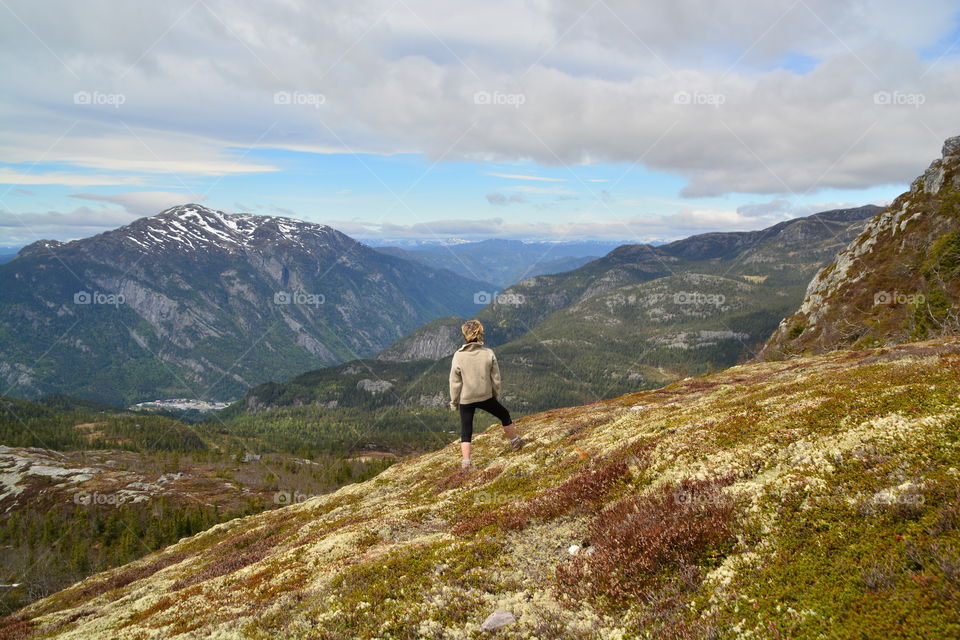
top-left (460, 459), bottom-right (474, 471)
top-left (508, 436), bottom-right (526, 451)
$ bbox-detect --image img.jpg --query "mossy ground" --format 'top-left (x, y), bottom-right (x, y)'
top-left (4, 338), bottom-right (960, 639)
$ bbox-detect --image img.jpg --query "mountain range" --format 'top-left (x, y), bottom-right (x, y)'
top-left (0, 205), bottom-right (493, 406)
top-left (373, 239), bottom-right (621, 288)
top-left (234, 204), bottom-right (881, 416)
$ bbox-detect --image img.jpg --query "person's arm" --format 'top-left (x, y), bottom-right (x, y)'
top-left (449, 354), bottom-right (462, 410)
top-left (490, 351), bottom-right (502, 398)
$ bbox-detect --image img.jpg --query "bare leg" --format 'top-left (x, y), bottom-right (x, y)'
top-left (461, 441), bottom-right (472, 463)
top-left (501, 423), bottom-right (517, 441)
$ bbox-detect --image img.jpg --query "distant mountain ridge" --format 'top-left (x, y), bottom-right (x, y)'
top-left (761, 136), bottom-right (960, 358)
top-left (17, 205), bottom-right (342, 257)
top-left (0, 204), bottom-right (494, 405)
top-left (233, 204), bottom-right (881, 417)
top-left (466, 204), bottom-right (882, 348)
top-left (373, 238), bottom-right (617, 288)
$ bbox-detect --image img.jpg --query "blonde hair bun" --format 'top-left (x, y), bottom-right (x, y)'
top-left (461, 319), bottom-right (484, 343)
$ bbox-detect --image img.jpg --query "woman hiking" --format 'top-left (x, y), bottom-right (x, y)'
top-left (449, 319), bottom-right (523, 470)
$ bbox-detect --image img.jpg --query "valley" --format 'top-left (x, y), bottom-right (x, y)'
top-left (0, 396), bottom-right (394, 614)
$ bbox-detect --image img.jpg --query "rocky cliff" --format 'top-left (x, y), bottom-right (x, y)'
top-left (375, 316), bottom-right (466, 362)
top-left (761, 137), bottom-right (960, 358)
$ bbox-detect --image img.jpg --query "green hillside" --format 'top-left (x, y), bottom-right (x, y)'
top-left (7, 337), bottom-right (959, 638)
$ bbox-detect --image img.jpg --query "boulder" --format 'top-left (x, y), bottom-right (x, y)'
top-left (480, 609), bottom-right (516, 632)
top-left (943, 136), bottom-right (960, 157)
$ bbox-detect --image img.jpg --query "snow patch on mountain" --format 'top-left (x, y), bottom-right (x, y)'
top-left (121, 204), bottom-right (338, 253)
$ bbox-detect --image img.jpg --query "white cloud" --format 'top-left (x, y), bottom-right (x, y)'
top-left (0, 206), bottom-right (140, 246)
top-left (327, 204), bottom-right (820, 242)
top-left (0, 129), bottom-right (279, 177)
top-left (486, 192), bottom-right (527, 206)
top-left (0, 0), bottom-right (956, 197)
top-left (0, 169), bottom-right (144, 186)
top-left (508, 185), bottom-right (579, 195)
top-left (736, 198), bottom-right (795, 218)
top-left (70, 191), bottom-right (208, 216)
top-left (486, 172), bottom-right (565, 182)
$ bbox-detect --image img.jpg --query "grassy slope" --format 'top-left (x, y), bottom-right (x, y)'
top-left (6, 337), bottom-right (960, 639)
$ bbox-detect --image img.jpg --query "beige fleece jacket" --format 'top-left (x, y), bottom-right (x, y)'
top-left (448, 341), bottom-right (501, 409)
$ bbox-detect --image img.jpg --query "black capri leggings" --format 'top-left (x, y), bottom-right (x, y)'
top-left (459, 396), bottom-right (512, 443)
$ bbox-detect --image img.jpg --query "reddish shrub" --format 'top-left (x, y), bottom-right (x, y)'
top-left (556, 476), bottom-right (735, 606)
top-left (170, 526), bottom-right (288, 591)
top-left (117, 595), bottom-right (177, 629)
top-left (563, 414), bottom-right (614, 441)
top-left (437, 465), bottom-right (503, 493)
top-left (521, 459), bottom-right (630, 522)
top-left (42, 607), bottom-right (99, 636)
top-left (452, 447), bottom-right (646, 536)
top-left (0, 615), bottom-right (34, 640)
top-left (38, 551), bottom-right (190, 615)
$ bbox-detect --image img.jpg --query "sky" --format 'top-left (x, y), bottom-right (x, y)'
top-left (1, 0), bottom-right (958, 248)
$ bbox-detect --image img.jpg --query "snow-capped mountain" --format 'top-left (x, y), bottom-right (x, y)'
top-left (123, 205), bottom-right (342, 253)
top-left (0, 205), bottom-right (493, 405)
